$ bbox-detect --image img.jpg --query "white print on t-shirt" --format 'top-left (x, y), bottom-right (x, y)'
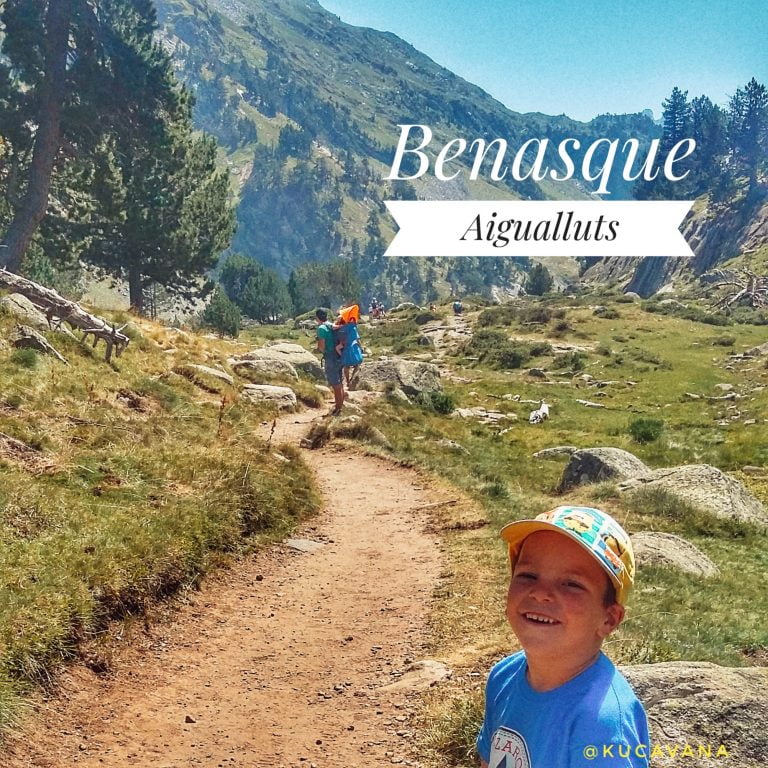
top-left (491, 727), bottom-right (531, 768)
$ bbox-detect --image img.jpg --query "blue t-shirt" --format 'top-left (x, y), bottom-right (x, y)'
top-left (477, 651), bottom-right (650, 768)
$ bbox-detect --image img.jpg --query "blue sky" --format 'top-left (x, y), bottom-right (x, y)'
top-left (319, 0), bottom-right (768, 122)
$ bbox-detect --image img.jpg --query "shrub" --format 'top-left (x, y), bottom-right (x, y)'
top-left (553, 350), bottom-right (587, 371)
top-left (416, 390), bottom-right (455, 414)
top-left (200, 286), bottom-right (241, 338)
top-left (496, 345), bottom-right (528, 369)
top-left (414, 310), bottom-right (442, 325)
top-left (519, 306), bottom-right (552, 324)
top-left (551, 319), bottom-right (571, 336)
top-left (710, 336), bottom-right (736, 347)
top-left (595, 307), bottom-right (620, 319)
top-left (10, 348), bottom-right (39, 369)
top-left (528, 341), bottom-right (552, 357)
top-left (628, 417), bottom-right (664, 443)
top-left (477, 305), bottom-right (518, 327)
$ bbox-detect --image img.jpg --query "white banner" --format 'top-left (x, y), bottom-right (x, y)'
top-left (384, 201), bottom-right (694, 257)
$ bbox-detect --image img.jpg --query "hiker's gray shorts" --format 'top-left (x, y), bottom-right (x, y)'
top-left (323, 356), bottom-right (343, 387)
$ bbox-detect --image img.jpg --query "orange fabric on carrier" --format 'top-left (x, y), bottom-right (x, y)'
top-left (339, 304), bottom-right (360, 324)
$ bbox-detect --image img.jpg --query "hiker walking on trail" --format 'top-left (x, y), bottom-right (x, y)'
top-left (453, 298), bottom-right (463, 316)
top-left (315, 307), bottom-right (344, 415)
top-left (333, 303), bottom-right (364, 387)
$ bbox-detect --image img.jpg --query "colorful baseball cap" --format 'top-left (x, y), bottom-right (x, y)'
top-left (500, 506), bottom-right (636, 605)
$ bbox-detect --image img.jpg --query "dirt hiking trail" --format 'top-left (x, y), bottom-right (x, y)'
top-left (4, 408), bottom-right (445, 768)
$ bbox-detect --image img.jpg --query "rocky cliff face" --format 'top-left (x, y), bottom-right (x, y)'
top-left (583, 198), bottom-right (768, 296)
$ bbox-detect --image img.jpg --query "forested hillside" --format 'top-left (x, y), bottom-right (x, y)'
top-left (154, 0), bottom-right (660, 304)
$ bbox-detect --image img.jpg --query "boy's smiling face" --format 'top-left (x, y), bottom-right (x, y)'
top-left (506, 531), bottom-right (624, 665)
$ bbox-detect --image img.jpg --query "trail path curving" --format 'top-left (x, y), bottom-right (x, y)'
top-left (4, 409), bottom-right (444, 768)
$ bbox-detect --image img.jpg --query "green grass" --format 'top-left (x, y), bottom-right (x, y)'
top-left (0, 312), bottom-right (321, 729)
top-left (358, 298), bottom-right (768, 767)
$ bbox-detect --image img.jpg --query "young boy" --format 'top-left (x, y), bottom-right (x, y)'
top-left (477, 506), bottom-right (649, 768)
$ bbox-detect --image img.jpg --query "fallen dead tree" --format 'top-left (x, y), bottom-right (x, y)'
top-left (0, 268), bottom-right (130, 362)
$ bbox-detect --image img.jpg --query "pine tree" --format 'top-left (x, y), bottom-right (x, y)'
top-left (79, 37), bottom-right (234, 311)
top-left (201, 285), bottom-right (241, 337)
top-left (525, 263), bottom-right (554, 296)
top-left (728, 78), bottom-right (768, 195)
top-left (689, 96), bottom-right (727, 193)
top-left (0, 0), bottom-right (190, 273)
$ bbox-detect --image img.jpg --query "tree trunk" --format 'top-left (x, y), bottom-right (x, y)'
top-left (129, 266), bottom-right (145, 314)
top-left (0, 0), bottom-right (72, 271)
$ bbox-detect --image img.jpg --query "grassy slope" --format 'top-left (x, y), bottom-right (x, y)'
top-left (0, 305), bottom-right (320, 729)
top-left (353, 296), bottom-right (768, 766)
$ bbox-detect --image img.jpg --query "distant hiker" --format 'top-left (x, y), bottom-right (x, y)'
top-left (315, 307), bottom-right (344, 415)
top-left (453, 299), bottom-right (463, 316)
top-left (333, 303), bottom-right (364, 386)
top-left (429, 303), bottom-right (437, 312)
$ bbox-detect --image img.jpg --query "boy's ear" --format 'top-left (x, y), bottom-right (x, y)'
top-left (599, 603), bottom-right (625, 638)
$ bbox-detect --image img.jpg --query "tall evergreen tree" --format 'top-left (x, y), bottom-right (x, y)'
top-left (689, 95), bottom-right (727, 192)
top-left (0, 0), bottom-right (190, 273)
top-left (76, 13), bottom-right (234, 312)
top-left (728, 78), bottom-right (768, 195)
top-left (525, 263), bottom-right (554, 296)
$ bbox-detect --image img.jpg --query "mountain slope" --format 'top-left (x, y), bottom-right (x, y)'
top-left (154, 0), bottom-right (659, 299)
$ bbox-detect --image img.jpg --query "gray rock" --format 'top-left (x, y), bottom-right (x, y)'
top-left (2, 294), bottom-right (76, 338)
top-left (745, 341), bottom-right (768, 357)
top-left (631, 531), bottom-right (719, 577)
top-left (558, 447), bottom-right (650, 492)
top-left (387, 388), bottom-right (411, 404)
top-left (619, 464), bottom-right (768, 526)
top-left (242, 342), bottom-right (324, 380)
top-left (436, 439), bottom-right (469, 454)
top-left (391, 302), bottom-right (419, 312)
top-left (623, 291), bottom-right (642, 301)
top-left (353, 358), bottom-right (442, 396)
top-left (284, 538), bottom-right (324, 553)
top-left (240, 384), bottom-right (297, 410)
top-left (229, 357), bottom-right (299, 380)
top-left (2, 294), bottom-right (48, 329)
top-left (10, 325), bottom-right (68, 363)
top-left (453, 407), bottom-right (513, 424)
top-left (379, 660), bottom-right (452, 692)
top-left (532, 446), bottom-right (578, 459)
top-left (622, 662), bottom-right (768, 768)
top-left (176, 364), bottom-right (234, 386)
top-left (658, 298), bottom-right (685, 308)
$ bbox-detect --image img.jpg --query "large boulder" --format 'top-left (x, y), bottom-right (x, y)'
top-left (241, 343), bottom-right (324, 380)
top-left (622, 662), bottom-right (768, 768)
top-left (240, 384), bottom-right (297, 410)
top-left (229, 357), bottom-right (299, 381)
top-left (174, 364), bottom-right (234, 392)
top-left (558, 447), bottom-right (650, 492)
top-left (352, 357), bottom-right (442, 396)
top-left (619, 464), bottom-right (768, 526)
top-left (631, 531), bottom-right (719, 578)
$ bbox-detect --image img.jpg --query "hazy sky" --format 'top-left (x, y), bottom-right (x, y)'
top-left (319, 0), bottom-right (767, 122)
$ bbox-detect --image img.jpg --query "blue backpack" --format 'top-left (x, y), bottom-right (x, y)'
top-left (339, 323), bottom-right (364, 367)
